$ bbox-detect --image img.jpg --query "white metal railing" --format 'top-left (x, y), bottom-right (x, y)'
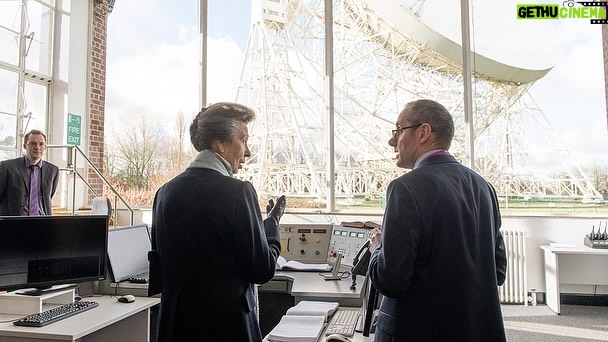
top-left (46, 144), bottom-right (133, 225)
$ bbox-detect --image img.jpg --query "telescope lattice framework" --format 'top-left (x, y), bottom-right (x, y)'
top-left (235, 0), bottom-right (601, 206)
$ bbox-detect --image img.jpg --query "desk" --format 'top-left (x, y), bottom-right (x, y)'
top-left (0, 295), bottom-right (160, 341)
top-left (541, 245), bottom-right (608, 314)
top-left (264, 307), bottom-right (374, 342)
top-left (273, 271), bottom-right (366, 306)
top-left (258, 270), bottom-right (366, 337)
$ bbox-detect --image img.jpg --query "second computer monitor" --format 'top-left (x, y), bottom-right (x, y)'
top-left (107, 224), bottom-right (151, 283)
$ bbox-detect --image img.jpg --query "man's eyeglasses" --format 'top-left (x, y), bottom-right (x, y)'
top-left (391, 123), bottom-right (422, 140)
top-left (26, 142), bottom-right (45, 147)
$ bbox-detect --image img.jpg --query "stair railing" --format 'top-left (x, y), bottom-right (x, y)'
top-left (46, 144), bottom-right (134, 225)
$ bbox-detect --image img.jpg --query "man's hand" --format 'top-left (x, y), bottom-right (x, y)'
top-left (369, 227), bottom-right (382, 253)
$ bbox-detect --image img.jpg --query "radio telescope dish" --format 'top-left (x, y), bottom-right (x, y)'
top-left (236, 0), bottom-right (598, 206)
top-left (360, 0), bottom-right (560, 83)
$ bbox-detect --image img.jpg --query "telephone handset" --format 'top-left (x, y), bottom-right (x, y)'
top-left (351, 240), bottom-right (371, 276)
top-left (349, 241), bottom-right (371, 291)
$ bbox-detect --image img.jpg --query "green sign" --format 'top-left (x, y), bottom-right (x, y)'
top-left (67, 113), bottom-right (81, 145)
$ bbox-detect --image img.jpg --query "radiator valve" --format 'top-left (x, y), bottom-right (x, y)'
top-left (528, 288), bottom-right (537, 306)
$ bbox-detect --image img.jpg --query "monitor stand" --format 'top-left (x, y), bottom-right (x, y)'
top-left (0, 287), bottom-right (76, 315)
top-left (15, 283), bottom-right (78, 296)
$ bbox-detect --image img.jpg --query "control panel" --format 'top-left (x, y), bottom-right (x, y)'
top-left (279, 223), bottom-right (332, 262)
top-left (327, 225), bottom-right (372, 267)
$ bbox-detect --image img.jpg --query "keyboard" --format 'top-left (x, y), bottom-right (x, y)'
top-left (13, 301), bottom-right (99, 327)
top-left (126, 276), bottom-right (148, 284)
top-left (325, 309), bottom-right (360, 337)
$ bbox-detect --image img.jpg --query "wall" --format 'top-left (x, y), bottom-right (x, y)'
top-left (502, 215), bottom-right (608, 294)
top-left (88, 1), bottom-right (110, 202)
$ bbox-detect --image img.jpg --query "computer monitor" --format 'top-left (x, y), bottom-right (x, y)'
top-left (0, 215), bottom-right (109, 295)
top-left (106, 224), bottom-right (151, 282)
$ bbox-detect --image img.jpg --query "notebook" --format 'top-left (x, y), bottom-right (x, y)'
top-left (286, 301), bottom-right (339, 322)
top-left (107, 224), bottom-right (152, 283)
top-left (266, 315), bottom-right (325, 342)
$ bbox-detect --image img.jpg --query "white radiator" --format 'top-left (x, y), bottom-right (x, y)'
top-left (498, 230), bottom-right (527, 304)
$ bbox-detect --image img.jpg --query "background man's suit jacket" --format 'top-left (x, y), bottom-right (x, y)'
top-left (0, 156), bottom-right (60, 216)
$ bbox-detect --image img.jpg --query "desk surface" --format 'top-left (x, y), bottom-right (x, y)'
top-left (0, 295), bottom-right (159, 341)
top-left (272, 270), bottom-right (366, 300)
top-left (541, 244), bottom-right (608, 255)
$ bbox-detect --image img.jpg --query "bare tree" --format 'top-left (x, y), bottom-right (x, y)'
top-left (103, 140), bottom-right (118, 177)
top-left (588, 161), bottom-right (608, 197)
top-left (108, 111), bottom-right (168, 190)
top-left (167, 111), bottom-right (196, 173)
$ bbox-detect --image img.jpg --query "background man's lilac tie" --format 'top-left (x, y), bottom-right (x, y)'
top-left (29, 165), bottom-right (40, 216)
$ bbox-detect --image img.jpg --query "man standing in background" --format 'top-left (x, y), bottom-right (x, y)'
top-left (0, 129), bottom-right (59, 216)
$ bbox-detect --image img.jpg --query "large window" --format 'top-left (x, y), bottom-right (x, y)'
top-left (0, 0), bottom-right (56, 158)
top-left (103, 0), bottom-right (608, 214)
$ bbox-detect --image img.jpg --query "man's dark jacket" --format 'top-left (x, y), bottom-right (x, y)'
top-left (369, 154), bottom-right (507, 341)
top-left (0, 156), bottom-right (59, 216)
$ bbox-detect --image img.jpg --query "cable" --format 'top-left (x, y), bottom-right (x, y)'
top-left (350, 278), bottom-right (357, 291)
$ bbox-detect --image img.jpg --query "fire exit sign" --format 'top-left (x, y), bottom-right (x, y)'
top-left (67, 113), bottom-right (81, 145)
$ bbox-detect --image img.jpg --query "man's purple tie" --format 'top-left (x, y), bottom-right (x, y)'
top-left (29, 165), bottom-right (40, 216)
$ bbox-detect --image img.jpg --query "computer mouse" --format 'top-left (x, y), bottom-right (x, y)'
top-left (325, 333), bottom-right (351, 342)
top-left (117, 294), bottom-right (136, 303)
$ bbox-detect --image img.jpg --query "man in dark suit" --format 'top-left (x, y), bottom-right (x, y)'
top-left (0, 129), bottom-right (60, 216)
top-left (368, 99), bottom-right (507, 341)
top-left (150, 102), bottom-right (286, 341)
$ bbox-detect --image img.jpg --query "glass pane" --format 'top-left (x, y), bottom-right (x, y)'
top-left (0, 149), bottom-right (19, 162)
top-left (0, 1), bottom-right (21, 29)
top-left (36, 0), bottom-right (55, 7)
top-left (57, 12), bottom-right (69, 81)
top-left (0, 0), bottom-right (21, 66)
top-left (0, 29), bottom-right (20, 66)
top-left (60, 0), bottom-right (70, 13)
top-left (0, 68), bottom-right (19, 114)
top-left (22, 80), bottom-right (48, 134)
top-left (25, 1), bottom-right (54, 76)
top-left (0, 113), bottom-right (18, 149)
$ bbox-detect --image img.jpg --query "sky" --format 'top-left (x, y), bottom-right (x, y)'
top-left (105, 0), bottom-right (608, 173)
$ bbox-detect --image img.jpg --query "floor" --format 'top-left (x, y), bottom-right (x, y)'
top-left (502, 304), bottom-right (608, 342)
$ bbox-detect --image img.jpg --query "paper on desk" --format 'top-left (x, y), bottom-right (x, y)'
top-left (267, 315), bottom-right (325, 342)
top-left (276, 256), bottom-right (332, 272)
top-left (286, 301), bottom-right (339, 322)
